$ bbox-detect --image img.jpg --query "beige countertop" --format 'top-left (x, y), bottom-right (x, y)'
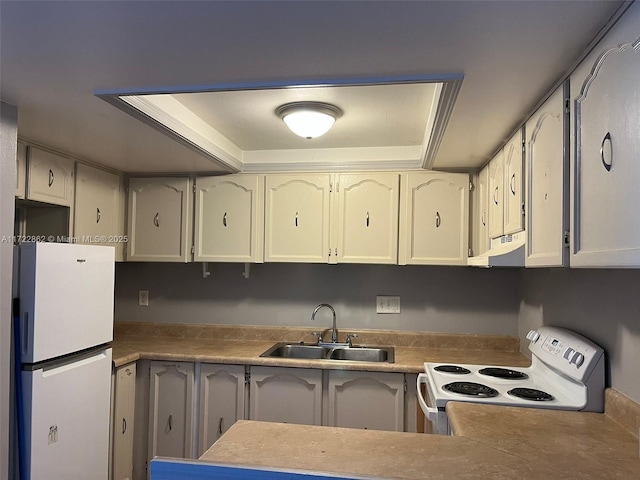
top-left (198, 401), bottom-right (640, 479)
top-left (446, 401), bottom-right (640, 479)
top-left (111, 322), bottom-right (530, 372)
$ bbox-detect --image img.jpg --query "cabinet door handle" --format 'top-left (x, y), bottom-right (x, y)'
top-left (122, 418), bottom-right (127, 435)
top-left (295, 211), bottom-right (298, 227)
top-left (154, 213), bottom-right (160, 228)
top-left (493, 186), bottom-right (499, 205)
top-left (218, 417), bottom-right (224, 435)
top-left (601, 132), bottom-right (612, 172)
top-left (366, 211), bottom-right (370, 227)
top-left (223, 212), bottom-right (227, 227)
top-left (168, 414), bottom-right (173, 432)
top-left (510, 173), bottom-right (516, 195)
top-left (481, 210), bottom-right (486, 227)
top-left (48, 169), bottom-right (54, 187)
top-left (96, 208), bottom-right (101, 224)
top-left (435, 211), bottom-right (441, 228)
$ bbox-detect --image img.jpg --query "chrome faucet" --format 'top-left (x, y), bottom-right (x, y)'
top-left (311, 303), bottom-right (338, 343)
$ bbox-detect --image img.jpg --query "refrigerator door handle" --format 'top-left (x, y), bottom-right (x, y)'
top-left (22, 312), bottom-right (30, 354)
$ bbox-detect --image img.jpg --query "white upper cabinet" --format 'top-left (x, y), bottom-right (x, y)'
top-left (194, 175), bottom-right (264, 263)
top-left (127, 177), bottom-right (192, 262)
top-left (27, 147), bottom-right (75, 208)
top-left (335, 173), bottom-right (399, 264)
top-left (476, 166), bottom-right (490, 255)
top-left (264, 174), bottom-right (332, 263)
top-left (399, 171), bottom-right (469, 265)
top-left (74, 164), bottom-right (125, 261)
top-left (525, 85), bottom-right (568, 267)
top-left (570, 3), bottom-right (640, 267)
top-left (488, 149), bottom-right (505, 239)
top-left (503, 129), bottom-right (525, 235)
top-left (16, 142), bottom-right (26, 199)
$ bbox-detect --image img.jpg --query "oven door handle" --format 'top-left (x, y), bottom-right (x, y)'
top-left (417, 373), bottom-right (439, 421)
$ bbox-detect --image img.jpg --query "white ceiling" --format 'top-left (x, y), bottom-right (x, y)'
top-left (0, 0), bottom-right (626, 174)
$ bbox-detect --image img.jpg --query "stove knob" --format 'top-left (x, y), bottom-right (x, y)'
top-left (571, 351), bottom-right (585, 368)
top-left (526, 330), bottom-right (540, 343)
top-left (563, 348), bottom-right (575, 360)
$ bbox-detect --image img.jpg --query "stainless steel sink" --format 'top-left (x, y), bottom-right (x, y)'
top-left (261, 343), bottom-right (330, 359)
top-left (259, 342), bottom-right (394, 363)
top-left (329, 346), bottom-right (393, 363)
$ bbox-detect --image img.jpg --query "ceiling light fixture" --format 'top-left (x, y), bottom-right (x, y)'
top-left (276, 102), bottom-right (343, 139)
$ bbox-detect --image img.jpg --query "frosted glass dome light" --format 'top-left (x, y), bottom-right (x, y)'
top-left (277, 102), bottom-right (343, 139)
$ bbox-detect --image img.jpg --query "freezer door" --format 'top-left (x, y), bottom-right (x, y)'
top-left (19, 242), bottom-right (115, 363)
top-left (22, 348), bottom-right (112, 480)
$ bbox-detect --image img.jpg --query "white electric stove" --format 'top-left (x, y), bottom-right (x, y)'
top-left (417, 326), bottom-right (605, 435)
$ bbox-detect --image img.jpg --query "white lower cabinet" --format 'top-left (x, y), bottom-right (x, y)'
top-left (198, 364), bottom-right (246, 456)
top-left (148, 361), bottom-right (195, 460)
top-left (112, 363), bottom-right (136, 480)
top-left (249, 366), bottom-right (323, 425)
top-left (326, 370), bottom-right (405, 432)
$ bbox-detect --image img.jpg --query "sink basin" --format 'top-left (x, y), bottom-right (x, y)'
top-left (259, 342), bottom-right (394, 363)
top-left (329, 347), bottom-right (394, 363)
top-left (261, 343), bottom-right (330, 360)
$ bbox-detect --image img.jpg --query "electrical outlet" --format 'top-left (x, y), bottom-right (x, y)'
top-left (376, 295), bottom-right (400, 314)
top-left (138, 290), bottom-right (149, 307)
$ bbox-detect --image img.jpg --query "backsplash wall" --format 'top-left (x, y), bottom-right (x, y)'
top-left (114, 263), bottom-right (522, 335)
top-left (518, 268), bottom-right (640, 404)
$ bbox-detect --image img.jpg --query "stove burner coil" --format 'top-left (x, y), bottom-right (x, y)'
top-left (434, 365), bottom-right (471, 374)
top-left (478, 367), bottom-right (529, 380)
top-left (508, 388), bottom-right (554, 402)
top-left (443, 382), bottom-right (499, 398)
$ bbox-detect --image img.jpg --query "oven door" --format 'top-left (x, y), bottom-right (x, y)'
top-left (417, 373), bottom-right (450, 435)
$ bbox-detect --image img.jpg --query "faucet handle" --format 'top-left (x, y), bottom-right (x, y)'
top-left (311, 332), bottom-right (323, 344)
top-left (346, 333), bottom-right (358, 347)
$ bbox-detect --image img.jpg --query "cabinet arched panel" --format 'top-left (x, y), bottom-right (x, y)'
top-left (198, 364), bottom-right (245, 456)
top-left (337, 173), bottom-right (399, 264)
top-left (264, 175), bottom-right (331, 262)
top-left (571, 10), bottom-right (640, 266)
top-left (525, 85), bottom-right (567, 267)
top-left (327, 371), bottom-right (404, 432)
top-left (249, 367), bottom-right (322, 425)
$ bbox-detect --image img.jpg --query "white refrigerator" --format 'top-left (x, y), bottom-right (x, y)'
top-left (15, 242), bottom-right (115, 480)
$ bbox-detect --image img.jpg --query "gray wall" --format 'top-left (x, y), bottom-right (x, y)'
top-left (518, 268), bottom-right (640, 404)
top-left (115, 262), bottom-right (522, 335)
top-left (0, 102), bottom-right (18, 480)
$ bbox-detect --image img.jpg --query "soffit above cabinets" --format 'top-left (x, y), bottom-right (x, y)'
top-left (98, 76), bottom-right (461, 173)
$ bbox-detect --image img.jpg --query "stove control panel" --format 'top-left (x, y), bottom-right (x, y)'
top-left (527, 327), bottom-right (604, 382)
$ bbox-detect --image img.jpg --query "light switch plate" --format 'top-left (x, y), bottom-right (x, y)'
top-left (138, 290), bottom-right (149, 307)
top-left (376, 295), bottom-right (400, 314)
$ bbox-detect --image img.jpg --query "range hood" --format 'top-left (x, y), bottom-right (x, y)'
top-left (468, 231), bottom-right (525, 268)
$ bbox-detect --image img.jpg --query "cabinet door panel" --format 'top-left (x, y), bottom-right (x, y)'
top-left (249, 367), bottom-right (322, 426)
top-left (488, 150), bottom-right (505, 239)
top-left (264, 175), bottom-right (331, 262)
top-left (113, 363), bottom-right (136, 480)
top-left (148, 362), bottom-right (194, 460)
top-left (195, 175), bottom-right (263, 262)
top-left (525, 86), bottom-right (568, 267)
top-left (16, 142), bottom-right (26, 198)
top-left (27, 147), bottom-right (75, 207)
top-left (477, 167), bottom-right (490, 255)
top-left (198, 364), bottom-right (245, 456)
top-left (504, 130), bottom-right (524, 235)
top-left (327, 371), bottom-right (404, 432)
top-left (399, 172), bottom-right (468, 265)
top-left (128, 178), bottom-right (191, 262)
top-left (75, 164), bottom-right (124, 261)
top-left (571, 9), bottom-right (640, 267)
top-left (337, 173), bottom-right (399, 264)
